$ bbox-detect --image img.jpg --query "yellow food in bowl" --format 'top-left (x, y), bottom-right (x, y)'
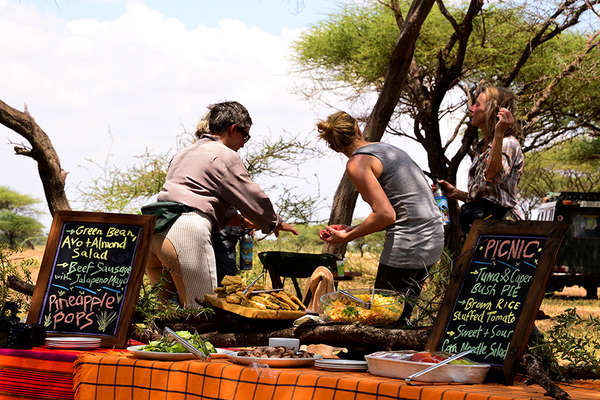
top-left (321, 290), bottom-right (404, 325)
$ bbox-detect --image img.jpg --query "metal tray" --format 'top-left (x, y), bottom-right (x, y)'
top-left (228, 352), bottom-right (321, 368)
top-left (365, 351), bottom-right (490, 384)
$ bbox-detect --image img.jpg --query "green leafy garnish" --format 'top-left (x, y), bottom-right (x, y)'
top-left (342, 306), bottom-right (359, 317)
top-left (143, 330), bottom-right (216, 355)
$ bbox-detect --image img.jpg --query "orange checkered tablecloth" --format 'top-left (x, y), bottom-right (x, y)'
top-left (73, 353), bottom-right (600, 400)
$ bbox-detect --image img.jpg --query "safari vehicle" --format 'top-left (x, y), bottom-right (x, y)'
top-left (533, 192), bottom-right (600, 298)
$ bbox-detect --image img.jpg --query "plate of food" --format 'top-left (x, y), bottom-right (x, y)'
top-left (228, 346), bottom-right (321, 367)
top-left (127, 330), bottom-right (229, 361)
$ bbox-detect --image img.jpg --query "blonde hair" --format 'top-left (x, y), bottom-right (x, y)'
top-left (316, 111), bottom-right (358, 152)
top-left (475, 85), bottom-right (521, 139)
top-left (194, 111), bottom-right (211, 139)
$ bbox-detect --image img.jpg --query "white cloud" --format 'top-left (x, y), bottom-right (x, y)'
top-left (1, 1), bottom-right (356, 226)
top-left (0, 0), bottom-right (430, 229)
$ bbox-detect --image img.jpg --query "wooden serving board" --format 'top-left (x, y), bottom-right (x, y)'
top-left (204, 294), bottom-right (305, 320)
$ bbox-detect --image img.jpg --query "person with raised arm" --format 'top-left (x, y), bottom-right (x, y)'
top-left (317, 111), bottom-right (444, 324)
top-left (437, 84), bottom-right (524, 233)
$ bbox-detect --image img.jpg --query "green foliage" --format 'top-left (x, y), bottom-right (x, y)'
top-left (135, 279), bottom-right (214, 332)
top-left (530, 308), bottom-right (600, 380)
top-left (294, 4), bottom-right (399, 91)
top-left (0, 243), bottom-right (36, 315)
top-left (256, 223), bottom-right (325, 252)
top-left (519, 136), bottom-right (600, 205)
top-left (410, 249), bottom-right (455, 327)
top-left (293, 0), bottom-right (600, 212)
top-left (78, 150), bottom-right (170, 213)
top-left (0, 186), bottom-right (40, 214)
top-left (274, 189), bottom-right (323, 224)
top-left (78, 133), bottom-right (324, 222)
top-left (294, 1), bottom-right (599, 121)
top-left (0, 187), bottom-right (44, 249)
top-left (549, 136), bottom-right (600, 168)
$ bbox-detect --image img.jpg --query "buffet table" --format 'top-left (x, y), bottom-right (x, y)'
top-left (73, 353), bottom-right (600, 400)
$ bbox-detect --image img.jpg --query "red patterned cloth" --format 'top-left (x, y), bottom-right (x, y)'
top-left (0, 344), bottom-right (137, 400)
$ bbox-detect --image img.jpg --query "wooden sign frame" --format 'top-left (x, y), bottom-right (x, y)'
top-left (27, 210), bottom-right (155, 348)
top-left (426, 220), bottom-right (567, 384)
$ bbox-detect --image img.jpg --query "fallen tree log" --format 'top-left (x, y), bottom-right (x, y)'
top-left (192, 323), bottom-right (430, 350)
top-left (521, 353), bottom-right (570, 400)
top-left (294, 324), bottom-right (430, 350)
top-left (197, 329), bottom-right (295, 347)
top-left (7, 275), bottom-right (34, 296)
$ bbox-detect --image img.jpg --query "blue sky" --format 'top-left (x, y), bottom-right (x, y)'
top-left (19, 0), bottom-right (341, 34)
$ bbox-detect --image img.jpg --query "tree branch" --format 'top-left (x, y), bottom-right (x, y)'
top-left (501, 0), bottom-right (600, 86)
top-left (523, 30), bottom-right (600, 131)
top-left (381, 0), bottom-right (405, 28)
top-left (444, 112), bottom-right (468, 152)
top-left (521, 353), bottom-right (571, 400)
top-left (436, 0), bottom-right (460, 34)
top-left (0, 99), bottom-right (71, 214)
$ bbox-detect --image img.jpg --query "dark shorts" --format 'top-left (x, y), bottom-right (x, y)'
top-left (374, 263), bottom-right (429, 296)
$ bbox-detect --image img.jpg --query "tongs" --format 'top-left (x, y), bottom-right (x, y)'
top-left (250, 288), bottom-right (284, 294)
top-left (242, 272), bottom-right (265, 296)
top-left (404, 349), bottom-right (474, 385)
top-left (339, 289), bottom-right (372, 309)
top-left (163, 327), bottom-right (207, 361)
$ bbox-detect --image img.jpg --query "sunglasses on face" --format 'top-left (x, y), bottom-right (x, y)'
top-left (235, 125), bottom-right (251, 143)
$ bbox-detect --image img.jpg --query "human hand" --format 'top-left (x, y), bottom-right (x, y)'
top-left (494, 107), bottom-right (514, 137)
top-left (319, 224), bottom-right (351, 243)
top-left (436, 180), bottom-right (461, 199)
top-left (273, 221), bottom-right (298, 237)
top-left (240, 217), bottom-right (259, 230)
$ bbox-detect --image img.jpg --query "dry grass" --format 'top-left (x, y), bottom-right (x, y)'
top-left (7, 246), bottom-right (45, 282)
top-left (536, 286), bottom-right (600, 334)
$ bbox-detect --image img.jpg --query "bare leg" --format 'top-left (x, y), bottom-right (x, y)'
top-left (145, 233), bottom-right (187, 306)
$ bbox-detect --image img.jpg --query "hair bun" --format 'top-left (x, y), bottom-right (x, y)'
top-left (317, 121), bottom-right (331, 134)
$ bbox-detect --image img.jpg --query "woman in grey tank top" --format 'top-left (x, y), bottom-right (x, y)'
top-left (317, 111), bottom-right (444, 325)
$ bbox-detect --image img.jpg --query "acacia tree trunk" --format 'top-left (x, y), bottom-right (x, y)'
top-left (0, 99), bottom-right (70, 215)
top-left (324, 0), bottom-right (436, 258)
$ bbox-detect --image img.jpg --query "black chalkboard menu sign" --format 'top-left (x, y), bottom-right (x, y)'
top-left (426, 220), bottom-right (567, 384)
top-left (27, 211), bottom-right (155, 348)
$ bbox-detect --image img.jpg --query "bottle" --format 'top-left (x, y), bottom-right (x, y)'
top-left (434, 182), bottom-right (450, 225)
top-left (239, 229), bottom-right (253, 270)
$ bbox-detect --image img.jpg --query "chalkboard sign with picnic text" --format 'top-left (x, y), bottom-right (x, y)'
top-left (27, 211), bottom-right (155, 347)
top-left (426, 220), bottom-right (567, 384)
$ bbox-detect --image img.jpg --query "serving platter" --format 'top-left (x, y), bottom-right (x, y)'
top-left (365, 351), bottom-right (490, 384)
top-left (127, 345), bottom-right (234, 361)
top-left (228, 352), bottom-right (321, 367)
top-left (204, 294), bottom-right (305, 320)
